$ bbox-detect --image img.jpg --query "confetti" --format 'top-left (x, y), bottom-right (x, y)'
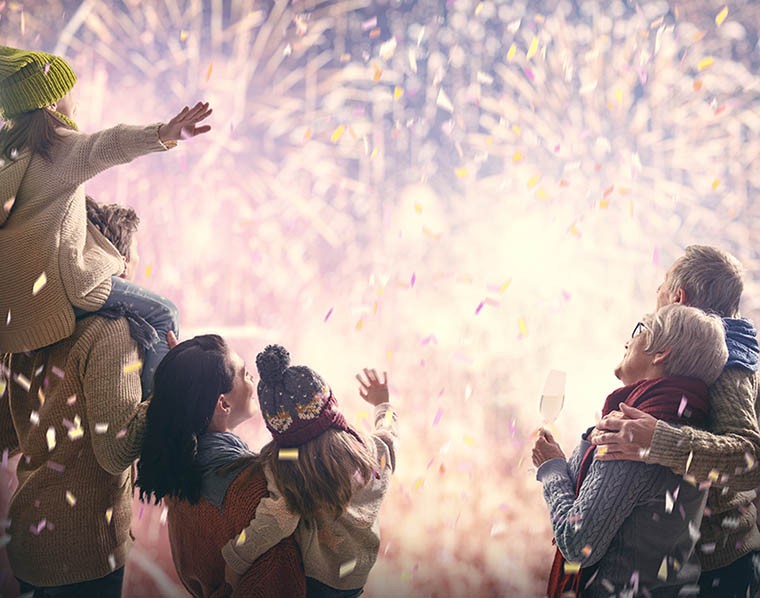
top-left (436, 89), bottom-right (454, 113)
top-left (454, 167), bottom-right (468, 179)
top-left (205, 63), bottom-right (213, 80)
top-left (685, 450), bottom-right (693, 473)
top-left (105, 507), bottom-right (113, 524)
top-left (339, 558), bottom-right (357, 578)
top-left (361, 17), bottom-right (377, 31)
top-left (408, 49), bottom-right (418, 73)
top-left (698, 57), bottom-right (714, 71)
top-left (30, 411), bottom-right (39, 425)
top-left (665, 490), bottom-right (674, 513)
top-left (116, 429), bottom-right (127, 439)
top-left (235, 529), bottom-right (247, 546)
top-left (68, 416), bottom-right (84, 441)
top-left (372, 64), bottom-right (382, 82)
top-left (657, 556), bottom-right (668, 581)
top-left (677, 395), bottom-right (687, 417)
top-left (564, 562), bottom-right (581, 574)
top-left (160, 506), bottom-right (168, 525)
top-left (179, 30), bottom-right (189, 42)
top-left (65, 491), bottom-right (77, 506)
top-left (711, 179), bottom-right (720, 190)
top-left (410, 273), bottom-right (416, 287)
top-left (52, 366), bottom-right (65, 379)
top-left (475, 301), bottom-right (485, 315)
top-left (507, 43), bottom-right (517, 62)
top-left (708, 469), bottom-right (720, 482)
top-left (3, 196), bottom-right (15, 214)
top-left (32, 272), bottom-right (47, 296)
top-left (512, 152), bottom-right (523, 163)
top-left (527, 36), bottom-right (539, 60)
top-left (279, 448), bottom-right (299, 460)
top-left (527, 175), bottom-right (540, 188)
top-left (0, 379), bottom-right (5, 397)
top-left (46, 427), bottom-right (56, 451)
top-left (37, 387), bottom-right (45, 405)
top-left (715, 6), bottom-right (728, 26)
top-left (518, 317), bottom-right (528, 336)
top-left (67, 394), bottom-right (76, 405)
top-left (5, 310), bottom-right (9, 325)
top-left (331, 125), bottom-right (346, 143)
top-left (108, 554), bottom-right (116, 571)
top-left (745, 452), bottom-right (755, 470)
top-left (324, 307), bottom-right (333, 322)
top-left (123, 360), bottom-right (143, 375)
top-left (433, 407), bottom-right (443, 426)
top-left (394, 86), bottom-right (404, 101)
top-left (581, 545), bottom-right (593, 557)
top-left (355, 319), bottom-right (363, 331)
top-left (95, 423), bottom-right (109, 434)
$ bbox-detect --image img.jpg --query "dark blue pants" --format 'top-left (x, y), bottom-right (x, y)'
top-left (306, 577), bottom-right (363, 598)
top-left (698, 551), bottom-right (760, 597)
top-left (17, 567), bottom-right (124, 598)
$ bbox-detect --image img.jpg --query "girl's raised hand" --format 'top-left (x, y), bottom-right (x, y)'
top-left (158, 101), bottom-right (213, 143)
top-left (356, 368), bottom-right (389, 406)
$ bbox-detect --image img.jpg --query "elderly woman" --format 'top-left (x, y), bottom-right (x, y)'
top-left (532, 303), bottom-right (728, 597)
top-left (136, 334), bottom-right (306, 597)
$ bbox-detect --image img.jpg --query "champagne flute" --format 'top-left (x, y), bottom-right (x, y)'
top-left (540, 369), bottom-right (566, 425)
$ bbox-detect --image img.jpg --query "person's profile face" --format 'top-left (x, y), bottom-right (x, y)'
top-left (122, 236), bottom-right (140, 282)
top-left (225, 351), bottom-right (257, 429)
top-left (614, 322), bottom-right (651, 385)
top-left (54, 88), bottom-right (77, 119)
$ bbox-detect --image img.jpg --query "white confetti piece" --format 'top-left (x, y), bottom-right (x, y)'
top-left (436, 89), bottom-right (454, 113)
top-left (5, 310), bottom-right (10, 325)
top-left (32, 272), bottom-right (47, 296)
top-left (46, 427), bottom-right (56, 451)
top-left (95, 423), bottom-right (109, 434)
top-left (68, 416), bottom-right (84, 441)
top-left (108, 554), bottom-right (116, 570)
top-left (160, 506), bottom-right (168, 525)
top-left (657, 556), bottom-right (668, 581)
top-left (685, 450), bottom-right (693, 474)
top-left (339, 558), bottom-right (357, 578)
top-left (30, 411), bottom-right (39, 425)
top-left (408, 48), bottom-right (417, 73)
top-left (665, 490), bottom-right (674, 514)
top-left (15, 374), bottom-right (31, 392)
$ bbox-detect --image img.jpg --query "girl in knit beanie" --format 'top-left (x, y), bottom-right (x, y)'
top-left (0, 45), bottom-right (212, 399)
top-left (222, 344), bottom-right (398, 597)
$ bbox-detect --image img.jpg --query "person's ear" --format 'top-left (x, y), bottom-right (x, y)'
top-left (673, 288), bottom-right (687, 305)
top-left (217, 394), bottom-right (231, 415)
top-left (652, 349), bottom-right (671, 365)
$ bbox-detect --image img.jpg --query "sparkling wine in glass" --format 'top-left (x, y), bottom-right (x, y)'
top-left (540, 369), bottom-right (566, 424)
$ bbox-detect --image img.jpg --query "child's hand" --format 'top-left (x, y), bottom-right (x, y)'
top-left (224, 563), bottom-right (242, 591)
top-left (159, 101), bottom-right (213, 142)
top-left (356, 368), bottom-right (389, 406)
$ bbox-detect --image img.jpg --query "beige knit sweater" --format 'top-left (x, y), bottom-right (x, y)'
top-left (0, 316), bottom-right (148, 586)
top-left (648, 366), bottom-right (760, 570)
top-left (223, 403), bottom-right (398, 591)
top-left (0, 123), bottom-right (167, 353)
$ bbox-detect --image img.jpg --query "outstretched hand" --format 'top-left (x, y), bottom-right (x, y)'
top-left (592, 403), bottom-right (656, 462)
top-left (159, 101), bottom-right (213, 143)
top-left (356, 368), bottom-right (389, 406)
top-left (532, 428), bottom-right (565, 467)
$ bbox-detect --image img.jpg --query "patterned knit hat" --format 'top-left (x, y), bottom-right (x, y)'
top-left (256, 345), bottom-right (356, 448)
top-left (0, 46), bottom-right (77, 118)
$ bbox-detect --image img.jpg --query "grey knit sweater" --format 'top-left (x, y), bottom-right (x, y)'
top-left (648, 366), bottom-right (760, 570)
top-left (538, 438), bottom-right (707, 596)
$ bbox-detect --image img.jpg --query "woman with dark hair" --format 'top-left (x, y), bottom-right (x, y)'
top-left (136, 334), bottom-right (306, 597)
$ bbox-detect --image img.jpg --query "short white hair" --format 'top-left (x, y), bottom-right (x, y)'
top-left (642, 304), bottom-right (727, 386)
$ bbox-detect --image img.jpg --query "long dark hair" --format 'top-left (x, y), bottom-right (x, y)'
top-left (136, 334), bottom-right (235, 505)
top-left (0, 108), bottom-right (64, 161)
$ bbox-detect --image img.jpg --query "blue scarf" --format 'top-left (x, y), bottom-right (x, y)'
top-left (196, 432), bottom-right (254, 509)
top-left (723, 317), bottom-right (759, 373)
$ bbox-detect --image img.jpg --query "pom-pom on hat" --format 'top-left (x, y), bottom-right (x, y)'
top-left (0, 46), bottom-right (77, 119)
top-left (256, 344), bottom-right (357, 448)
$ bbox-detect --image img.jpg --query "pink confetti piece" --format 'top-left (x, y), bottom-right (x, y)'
top-left (410, 273), bottom-right (416, 287)
top-left (433, 407), bottom-right (443, 426)
top-left (677, 395), bottom-right (687, 417)
top-left (362, 17), bottom-right (377, 31)
top-left (421, 335), bottom-right (437, 346)
top-left (30, 519), bottom-right (46, 535)
top-left (324, 307), bottom-right (333, 322)
top-left (52, 366), bottom-right (65, 379)
top-left (475, 301), bottom-right (485, 315)
top-left (115, 429), bottom-right (127, 440)
top-left (523, 67), bottom-right (535, 82)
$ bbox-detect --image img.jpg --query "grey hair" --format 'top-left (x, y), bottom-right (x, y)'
top-left (642, 304), bottom-right (727, 386)
top-left (668, 245), bottom-right (743, 318)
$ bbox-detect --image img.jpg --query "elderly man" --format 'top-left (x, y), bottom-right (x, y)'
top-left (593, 245), bottom-right (760, 597)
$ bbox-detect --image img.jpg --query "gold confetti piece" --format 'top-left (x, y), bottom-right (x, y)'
top-left (436, 89), bottom-right (454, 113)
top-left (94, 423), bottom-right (109, 434)
top-left (0, 379), bottom-right (5, 397)
top-left (527, 175), bottom-right (540, 188)
top-left (372, 63), bottom-right (382, 82)
top-left (596, 445), bottom-right (608, 456)
top-left (46, 427), bottom-right (56, 451)
top-left (657, 556), bottom-right (668, 581)
top-left (123, 360), bottom-right (142, 375)
top-left (37, 387), bottom-right (45, 405)
top-left (500, 279), bottom-right (512, 293)
top-left (745, 452), bottom-right (755, 469)
top-left (380, 452), bottom-right (387, 471)
top-left (475, 2), bottom-right (484, 15)
top-left (144, 265), bottom-right (152, 278)
top-left (455, 167), bottom-right (468, 179)
top-left (698, 57), bottom-right (714, 71)
top-left (463, 435), bottom-right (475, 446)
top-left (355, 319), bottom-right (363, 330)
top-left (708, 469), bottom-right (720, 482)
top-left (512, 124), bottom-right (521, 136)
top-left (527, 36), bottom-right (539, 60)
top-left (179, 30), bottom-right (189, 42)
top-left (614, 88), bottom-right (624, 105)
top-left (65, 491), bottom-right (77, 506)
top-left (5, 310), bottom-right (10, 325)
top-left (205, 63), bottom-right (213, 81)
top-left (518, 317), bottom-right (528, 336)
top-left (715, 6), bottom-right (728, 26)
top-left (16, 374), bottom-right (31, 392)
top-left (331, 125), bottom-right (346, 143)
top-left (507, 43), bottom-right (517, 62)
top-left (414, 202), bottom-right (423, 214)
top-left (32, 272), bottom-right (47, 296)
top-left (385, 409), bottom-right (394, 427)
top-left (564, 562), bottom-right (581, 574)
top-left (581, 545), bottom-right (593, 557)
top-left (512, 152), bottom-right (523, 163)
top-left (408, 49), bottom-right (418, 73)
top-left (235, 529), bottom-right (247, 546)
top-left (599, 199), bottom-right (609, 209)
top-left (413, 477), bottom-right (424, 490)
top-left (68, 416), bottom-right (84, 441)
top-left (105, 507), bottom-right (113, 524)
top-left (303, 127), bottom-right (312, 140)
top-left (693, 80), bottom-right (703, 91)
top-left (711, 178), bottom-right (720, 190)
top-left (279, 448), bottom-right (299, 460)
top-left (394, 86), bottom-right (404, 100)
top-left (339, 558), bottom-right (357, 578)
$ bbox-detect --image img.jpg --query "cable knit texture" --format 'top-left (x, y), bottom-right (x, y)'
top-left (538, 439), bottom-right (706, 596)
top-left (0, 316), bottom-right (147, 586)
top-left (648, 367), bottom-right (760, 570)
top-left (222, 403), bottom-right (398, 591)
top-left (0, 122), bottom-right (167, 352)
top-left (168, 465), bottom-right (306, 598)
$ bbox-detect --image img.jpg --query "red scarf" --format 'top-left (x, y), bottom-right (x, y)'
top-left (547, 376), bottom-right (709, 598)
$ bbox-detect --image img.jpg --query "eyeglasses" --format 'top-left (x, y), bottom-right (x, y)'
top-left (631, 321), bottom-right (648, 338)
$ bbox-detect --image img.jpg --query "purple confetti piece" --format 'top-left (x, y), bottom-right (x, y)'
top-left (523, 67), bottom-right (535, 82)
top-left (475, 301), bottom-right (485, 315)
top-left (410, 273), bottom-right (416, 287)
top-left (51, 366), bottom-right (64, 379)
top-left (678, 395), bottom-right (687, 417)
top-left (433, 407), bottom-right (443, 426)
top-left (46, 460), bottom-right (65, 473)
top-left (324, 307), bottom-right (333, 322)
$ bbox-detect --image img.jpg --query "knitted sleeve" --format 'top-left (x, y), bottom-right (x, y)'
top-left (231, 535), bottom-right (306, 598)
top-left (648, 367), bottom-right (760, 489)
top-left (566, 439), bottom-right (587, 481)
top-left (0, 355), bottom-right (18, 455)
top-left (537, 454), bottom-right (656, 566)
top-left (54, 123), bottom-right (167, 186)
top-left (222, 466), bottom-right (301, 575)
top-left (373, 402), bottom-right (397, 472)
top-left (82, 318), bottom-right (148, 475)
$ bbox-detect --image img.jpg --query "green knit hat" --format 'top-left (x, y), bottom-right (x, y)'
top-left (0, 46), bottom-right (77, 119)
